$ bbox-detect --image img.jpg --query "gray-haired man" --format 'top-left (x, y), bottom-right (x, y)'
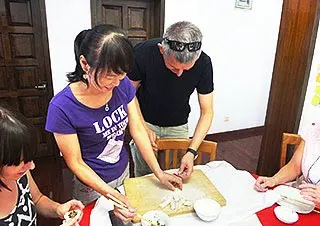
top-left (128, 21), bottom-right (214, 179)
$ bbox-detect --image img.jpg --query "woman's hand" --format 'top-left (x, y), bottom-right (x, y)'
top-left (299, 182), bottom-right (320, 208)
top-left (157, 171), bottom-right (183, 190)
top-left (177, 152), bottom-right (194, 180)
top-left (112, 192), bottom-right (137, 222)
top-left (254, 176), bottom-right (276, 192)
top-left (56, 199), bottom-right (84, 226)
top-left (56, 199), bottom-right (84, 219)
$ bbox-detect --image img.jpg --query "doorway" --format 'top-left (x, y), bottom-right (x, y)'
top-left (0, 0), bottom-right (55, 158)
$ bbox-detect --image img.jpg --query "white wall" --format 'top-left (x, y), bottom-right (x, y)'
top-left (45, 0), bottom-right (283, 135)
top-left (299, 22), bottom-right (320, 131)
top-left (45, 0), bottom-right (91, 93)
top-left (164, 0), bottom-right (283, 135)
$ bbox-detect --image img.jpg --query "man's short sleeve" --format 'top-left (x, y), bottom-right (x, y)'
top-left (127, 43), bottom-right (146, 82)
top-left (196, 60), bottom-right (214, 94)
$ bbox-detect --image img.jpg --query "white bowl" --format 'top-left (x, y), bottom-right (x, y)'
top-left (194, 198), bottom-right (221, 222)
top-left (274, 206), bottom-right (299, 224)
top-left (141, 210), bottom-right (170, 226)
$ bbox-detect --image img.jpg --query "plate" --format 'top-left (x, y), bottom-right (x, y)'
top-left (273, 185), bottom-right (315, 213)
top-left (141, 210), bottom-right (170, 226)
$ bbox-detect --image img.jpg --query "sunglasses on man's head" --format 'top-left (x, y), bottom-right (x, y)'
top-left (164, 38), bottom-right (202, 52)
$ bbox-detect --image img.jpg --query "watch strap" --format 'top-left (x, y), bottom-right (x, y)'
top-left (186, 147), bottom-right (198, 160)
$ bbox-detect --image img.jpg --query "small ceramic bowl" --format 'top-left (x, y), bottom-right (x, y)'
top-left (274, 206), bottom-right (299, 224)
top-left (193, 198), bottom-right (221, 222)
top-left (141, 210), bottom-right (170, 226)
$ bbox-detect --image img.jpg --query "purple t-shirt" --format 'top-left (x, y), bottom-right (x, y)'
top-left (45, 77), bottom-right (135, 183)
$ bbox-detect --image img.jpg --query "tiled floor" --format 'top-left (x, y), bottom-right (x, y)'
top-left (31, 133), bottom-right (262, 225)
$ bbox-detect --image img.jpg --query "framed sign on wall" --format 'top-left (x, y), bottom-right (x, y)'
top-left (235, 0), bottom-right (253, 10)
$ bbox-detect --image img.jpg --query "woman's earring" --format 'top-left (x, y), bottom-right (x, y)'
top-left (83, 74), bottom-right (88, 80)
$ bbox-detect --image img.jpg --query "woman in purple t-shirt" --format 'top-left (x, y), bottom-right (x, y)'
top-left (45, 24), bottom-right (182, 222)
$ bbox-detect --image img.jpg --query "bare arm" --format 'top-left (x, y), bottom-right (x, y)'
top-left (271, 139), bottom-right (304, 185)
top-left (53, 133), bottom-right (124, 201)
top-left (254, 140), bottom-right (304, 191)
top-left (189, 92), bottom-right (214, 150)
top-left (178, 92), bottom-right (214, 179)
top-left (28, 172), bottom-right (83, 218)
top-left (130, 79), bottom-right (158, 149)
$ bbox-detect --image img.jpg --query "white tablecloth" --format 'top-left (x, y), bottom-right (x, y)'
top-left (90, 161), bottom-right (278, 226)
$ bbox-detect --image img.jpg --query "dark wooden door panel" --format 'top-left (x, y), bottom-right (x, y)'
top-left (0, 0), bottom-right (55, 158)
top-left (91, 0), bottom-right (164, 46)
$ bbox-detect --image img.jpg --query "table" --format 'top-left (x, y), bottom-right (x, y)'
top-left (79, 162), bottom-right (320, 226)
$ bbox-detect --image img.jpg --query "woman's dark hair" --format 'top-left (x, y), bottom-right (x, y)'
top-left (66, 24), bottom-right (134, 86)
top-left (0, 105), bottom-right (35, 190)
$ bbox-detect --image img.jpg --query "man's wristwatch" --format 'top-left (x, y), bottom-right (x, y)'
top-left (186, 147), bottom-right (198, 160)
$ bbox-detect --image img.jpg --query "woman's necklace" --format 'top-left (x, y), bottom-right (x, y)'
top-left (306, 155), bottom-right (320, 185)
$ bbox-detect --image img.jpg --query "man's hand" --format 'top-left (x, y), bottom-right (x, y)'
top-left (177, 152), bottom-right (194, 180)
top-left (146, 127), bottom-right (158, 150)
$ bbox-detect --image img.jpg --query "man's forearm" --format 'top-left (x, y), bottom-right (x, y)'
top-left (189, 111), bottom-right (214, 150)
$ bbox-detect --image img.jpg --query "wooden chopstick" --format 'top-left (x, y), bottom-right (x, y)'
top-left (313, 208), bottom-right (320, 214)
top-left (106, 193), bottom-right (158, 226)
top-left (281, 195), bottom-right (314, 207)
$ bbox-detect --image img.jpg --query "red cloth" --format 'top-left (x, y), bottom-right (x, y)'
top-left (79, 201), bottom-right (96, 226)
top-left (257, 205), bottom-right (319, 225)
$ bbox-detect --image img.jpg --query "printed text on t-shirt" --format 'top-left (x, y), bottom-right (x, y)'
top-left (92, 105), bottom-right (128, 140)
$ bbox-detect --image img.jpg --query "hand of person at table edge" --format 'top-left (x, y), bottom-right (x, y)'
top-left (299, 182), bottom-right (320, 209)
top-left (254, 176), bottom-right (277, 192)
top-left (110, 192), bottom-right (137, 222)
top-left (157, 171), bottom-right (183, 190)
top-left (177, 152), bottom-right (194, 180)
top-left (146, 127), bottom-right (158, 151)
top-left (57, 199), bottom-right (84, 226)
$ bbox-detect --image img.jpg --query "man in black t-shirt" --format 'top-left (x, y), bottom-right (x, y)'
top-left (128, 21), bottom-right (214, 179)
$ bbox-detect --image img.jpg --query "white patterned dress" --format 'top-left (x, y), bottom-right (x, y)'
top-left (0, 175), bottom-right (37, 225)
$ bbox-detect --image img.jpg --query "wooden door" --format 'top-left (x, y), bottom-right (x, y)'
top-left (0, 0), bottom-right (55, 158)
top-left (91, 0), bottom-right (165, 46)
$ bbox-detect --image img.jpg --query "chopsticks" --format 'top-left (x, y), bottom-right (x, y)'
top-left (106, 193), bottom-right (158, 226)
top-left (280, 195), bottom-right (314, 207)
top-left (280, 195), bottom-right (320, 214)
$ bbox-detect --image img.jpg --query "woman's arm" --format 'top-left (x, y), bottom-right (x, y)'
top-left (254, 139), bottom-right (304, 191)
top-left (53, 133), bottom-right (126, 201)
top-left (53, 133), bottom-right (136, 221)
top-left (28, 172), bottom-right (83, 218)
top-left (127, 97), bottom-right (182, 190)
top-left (271, 139), bottom-right (304, 185)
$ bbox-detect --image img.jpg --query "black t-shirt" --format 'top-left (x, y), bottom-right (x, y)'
top-left (128, 38), bottom-right (214, 127)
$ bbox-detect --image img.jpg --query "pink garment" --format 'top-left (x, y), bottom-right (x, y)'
top-left (300, 121), bottom-right (320, 185)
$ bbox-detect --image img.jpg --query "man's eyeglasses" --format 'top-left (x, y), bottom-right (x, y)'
top-left (164, 38), bottom-right (202, 52)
